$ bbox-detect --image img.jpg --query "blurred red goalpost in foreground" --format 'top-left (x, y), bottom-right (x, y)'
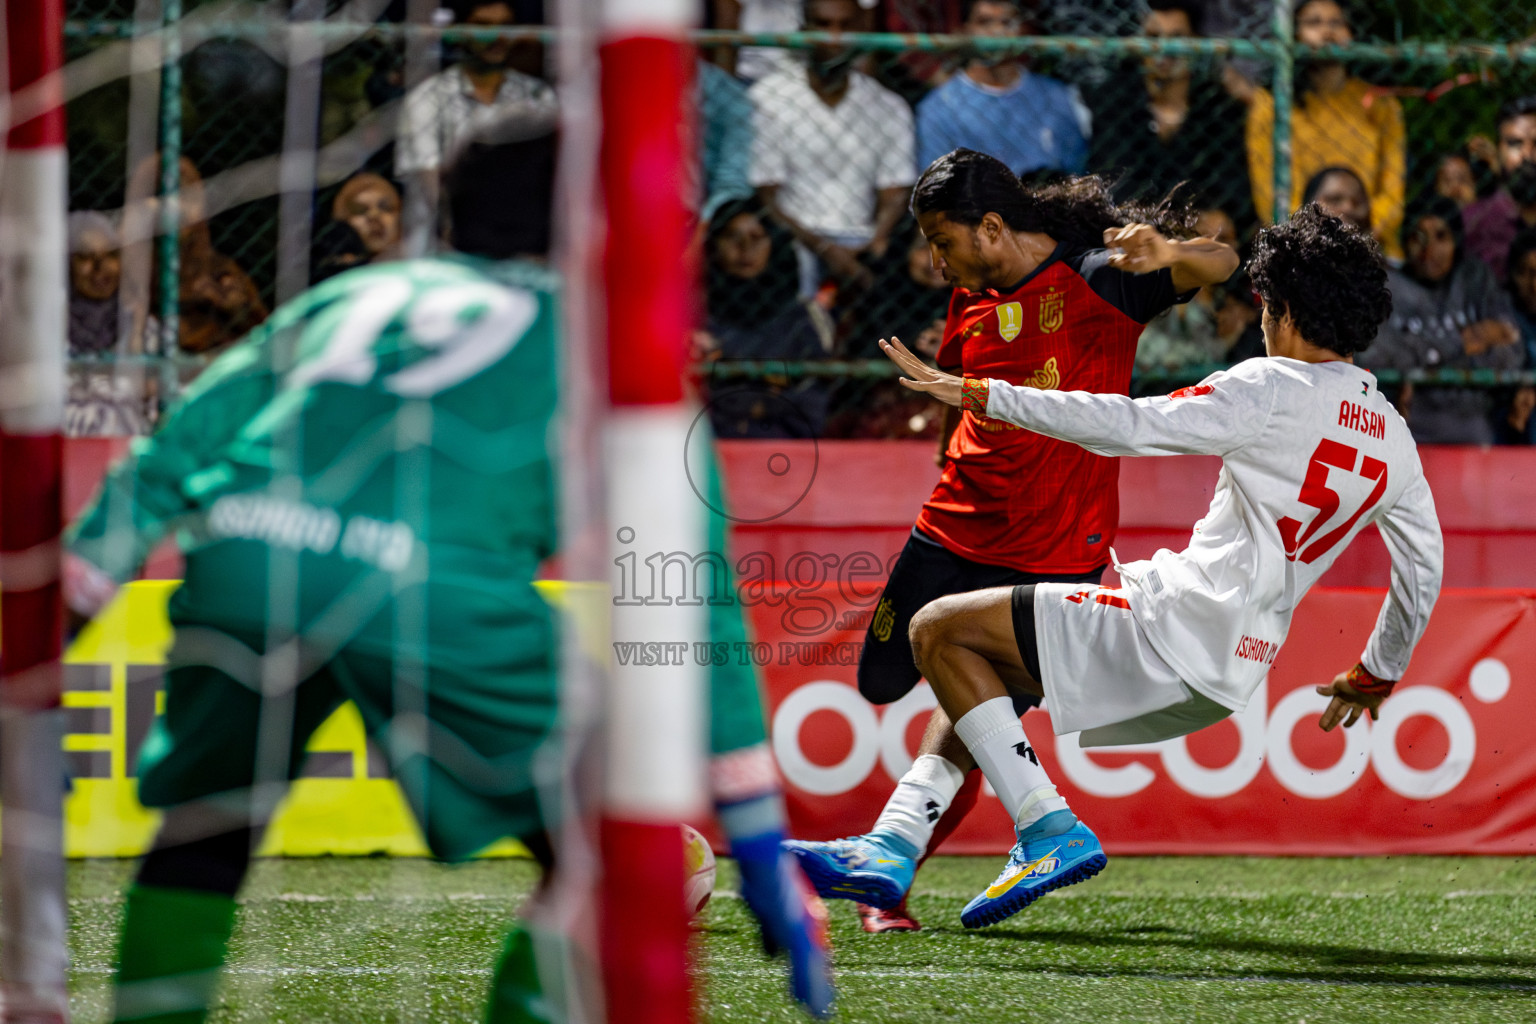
top-left (0, 0), bottom-right (70, 1020)
top-left (594, 0), bottom-right (706, 1021)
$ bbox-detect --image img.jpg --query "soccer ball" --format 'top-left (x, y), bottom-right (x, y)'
top-left (682, 823), bottom-right (717, 917)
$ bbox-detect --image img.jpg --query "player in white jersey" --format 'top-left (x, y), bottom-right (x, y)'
top-left (875, 205), bottom-right (1444, 928)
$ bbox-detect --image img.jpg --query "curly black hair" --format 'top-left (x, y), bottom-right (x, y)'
top-left (911, 148), bottom-right (1197, 249)
top-left (1247, 204), bottom-right (1391, 357)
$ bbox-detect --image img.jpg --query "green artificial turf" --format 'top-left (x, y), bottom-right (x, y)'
top-left (66, 855), bottom-right (1536, 1023)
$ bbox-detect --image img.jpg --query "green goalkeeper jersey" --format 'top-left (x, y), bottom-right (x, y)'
top-left (68, 257), bottom-right (559, 663)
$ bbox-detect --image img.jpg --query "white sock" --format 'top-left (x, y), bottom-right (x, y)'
top-left (870, 754), bottom-right (965, 855)
top-left (954, 696), bottom-right (1069, 831)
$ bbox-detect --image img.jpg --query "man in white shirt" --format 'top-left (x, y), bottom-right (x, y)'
top-left (853, 205), bottom-right (1443, 928)
top-left (749, 0), bottom-right (916, 295)
top-left (395, 0), bottom-right (558, 253)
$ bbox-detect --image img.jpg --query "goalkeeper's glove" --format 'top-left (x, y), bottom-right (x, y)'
top-left (713, 744), bottom-right (834, 1019)
top-left (731, 823), bottom-right (835, 1019)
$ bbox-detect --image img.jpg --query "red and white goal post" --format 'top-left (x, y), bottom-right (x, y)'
top-left (0, 0), bottom-right (70, 1020)
top-left (597, 0), bottom-right (706, 1021)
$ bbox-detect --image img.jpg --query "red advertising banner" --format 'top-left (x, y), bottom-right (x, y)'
top-left (751, 586), bottom-right (1536, 855)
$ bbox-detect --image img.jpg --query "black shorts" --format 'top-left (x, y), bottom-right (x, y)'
top-left (1011, 584), bottom-right (1044, 684)
top-left (856, 529), bottom-right (1104, 710)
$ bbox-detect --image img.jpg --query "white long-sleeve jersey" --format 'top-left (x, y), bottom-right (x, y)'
top-left (980, 356), bottom-right (1444, 712)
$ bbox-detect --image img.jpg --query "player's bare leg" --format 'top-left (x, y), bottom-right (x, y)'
top-left (914, 707), bottom-right (978, 771)
top-left (909, 587), bottom-right (1107, 928)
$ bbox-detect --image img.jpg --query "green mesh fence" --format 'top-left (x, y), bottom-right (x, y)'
top-left (60, 1), bottom-right (1536, 443)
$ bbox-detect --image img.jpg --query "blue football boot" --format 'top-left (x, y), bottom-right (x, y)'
top-left (781, 832), bottom-right (919, 910)
top-left (960, 810), bottom-right (1107, 929)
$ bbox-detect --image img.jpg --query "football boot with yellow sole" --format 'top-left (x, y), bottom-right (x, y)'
top-left (960, 810), bottom-right (1106, 928)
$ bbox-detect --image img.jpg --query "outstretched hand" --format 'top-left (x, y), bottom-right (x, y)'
top-left (1315, 670), bottom-right (1385, 731)
top-left (879, 337), bottom-right (963, 408)
top-left (1104, 223), bottom-right (1180, 273)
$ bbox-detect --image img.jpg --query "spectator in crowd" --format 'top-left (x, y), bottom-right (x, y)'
top-left (1301, 165), bottom-right (1372, 236)
top-left (1501, 385), bottom-right (1536, 445)
top-left (68, 212), bottom-right (133, 358)
top-left (916, 0), bottom-right (1091, 179)
top-left (313, 173), bottom-right (404, 283)
top-left (749, 0), bottom-right (916, 296)
top-left (1500, 228), bottom-right (1536, 444)
top-left (1462, 95), bottom-right (1536, 283)
top-left (696, 58), bottom-right (755, 222)
top-left (122, 153), bottom-right (268, 358)
top-left (696, 198), bottom-right (836, 437)
top-left (395, 0), bottom-right (558, 253)
top-left (333, 173), bottom-right (403, 264)
top-left (1246, 0), bottom-right (1405, 260)
top-left (1434, 152), bottom-right (1480, 211)
top-left (1359, 197), bottom-right (1523, 445)
top-left (66, 211), bottom-right (153, 437)
top-left (1087, 0), bottom-right (1252, 233)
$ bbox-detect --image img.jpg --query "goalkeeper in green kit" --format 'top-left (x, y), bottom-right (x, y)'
top-left (65, 130), bottom-right (831, 1023)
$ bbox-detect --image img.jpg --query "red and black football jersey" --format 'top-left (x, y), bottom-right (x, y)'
top-left (915, 243), bottom-right (1192, 573)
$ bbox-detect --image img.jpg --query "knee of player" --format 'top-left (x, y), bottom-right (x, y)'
top-left (907, 599), bottom-right (956, 676)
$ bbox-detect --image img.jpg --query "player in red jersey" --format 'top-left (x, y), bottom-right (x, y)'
top-left (785, 149), bottom-right (1238, 929)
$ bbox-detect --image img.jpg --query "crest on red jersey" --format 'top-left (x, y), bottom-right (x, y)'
top-left (1038, 288), bottom-right (1064, 333)
top-left (996, 301), bottom-right (1023, 341)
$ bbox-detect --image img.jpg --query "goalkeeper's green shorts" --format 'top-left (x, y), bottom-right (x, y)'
top-left (135, 618), bottom-right (559, 863)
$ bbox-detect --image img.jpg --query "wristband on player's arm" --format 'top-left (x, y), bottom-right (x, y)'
top-left (711, 744), bottom-right (785, 845)
top-left (1345, 662), bottom-right (1396, 698)
top-left (961, 377), bottom-right (990, 415)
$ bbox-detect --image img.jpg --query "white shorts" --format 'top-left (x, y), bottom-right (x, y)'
top-left (1026, 582), bottom-right (1232, 747)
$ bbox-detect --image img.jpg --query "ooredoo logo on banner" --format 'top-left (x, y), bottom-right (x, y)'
top-left (755, 588), bottom-right (1536, 856)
